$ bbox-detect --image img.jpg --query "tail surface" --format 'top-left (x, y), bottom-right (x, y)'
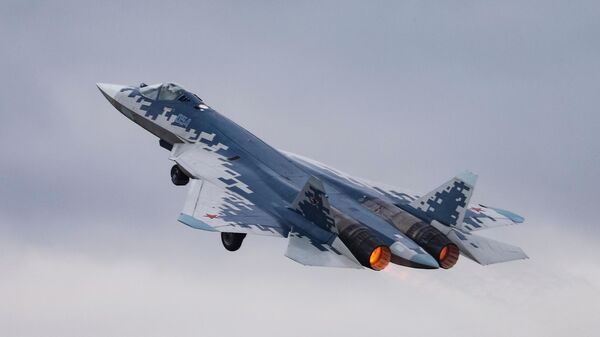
top-left (414, 172), bottom-right (528, 265)
top-left (408, 171), bottom-right (478, 227)
top-left (291, 176), bottom-right (336, 232)
top-left (446, 229), bottom-right (528, 265)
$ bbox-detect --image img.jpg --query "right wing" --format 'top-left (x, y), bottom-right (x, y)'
top-left (181, 177), bottom-right (364, 268)
top-left (178, 178), bottom-right (287, 237)
top-left (172, 144), bottom-right (368, 268)
top-left (171, 142), bottom-right (289, 237)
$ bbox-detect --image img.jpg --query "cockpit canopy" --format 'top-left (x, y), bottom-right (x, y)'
top-left (140, 82), bottom-right (186, 101)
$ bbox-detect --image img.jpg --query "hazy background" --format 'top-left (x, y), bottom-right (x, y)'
top-left (1, 1), bottom-right (599, 336)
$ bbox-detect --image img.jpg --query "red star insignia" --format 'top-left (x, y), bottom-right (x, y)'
top-left (205, 213), bottom-right (218, 219)
top-left (472, 207), bottom-right (482, 212)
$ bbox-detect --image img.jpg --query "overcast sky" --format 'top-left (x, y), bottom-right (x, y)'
top-left (1, 1), bottom-right (599, 336)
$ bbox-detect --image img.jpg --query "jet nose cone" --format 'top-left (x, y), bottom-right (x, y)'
top-left (96, 83), bottom-right (125, 100)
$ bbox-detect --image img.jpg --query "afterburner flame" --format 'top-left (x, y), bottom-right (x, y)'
top-left (369, 246), bottom-right (391, 271)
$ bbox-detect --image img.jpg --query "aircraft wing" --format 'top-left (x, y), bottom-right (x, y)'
top-left (171, 143), bottom-right (292, 237)
top-left (178, 169), bottom-right (364, 268)
top-left (459, 205), bottom-right (525, 232)
top-left (170, 143), bottom-right (254, 194)
top-left (178, 178), bottom-right (287, 237)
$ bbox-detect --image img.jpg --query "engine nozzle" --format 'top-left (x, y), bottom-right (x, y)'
top-left (338, 223), bottom-right (391, 271)
top-left (406, 222), bottom-right (459, 269)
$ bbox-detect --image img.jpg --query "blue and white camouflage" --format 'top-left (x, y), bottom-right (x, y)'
top-left (97, 82), bottom-right (527, 271)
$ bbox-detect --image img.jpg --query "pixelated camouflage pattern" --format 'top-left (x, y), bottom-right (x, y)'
top-left (98, 82), bottom-right (526, 269)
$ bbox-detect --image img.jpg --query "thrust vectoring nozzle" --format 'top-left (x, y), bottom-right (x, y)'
top-left (362, 198), bottom-right (460, 269)
top-left (331, 209), bottom-right (391, 270)
top-left (289, 175), bottom-right (438, 270)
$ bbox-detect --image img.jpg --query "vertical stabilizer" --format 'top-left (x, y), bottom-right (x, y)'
top-left (291, 176), bottom-right (336, 232)
top-left (408, 171), bottom-right (478, 227)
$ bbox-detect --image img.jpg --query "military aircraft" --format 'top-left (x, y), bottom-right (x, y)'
top-left (97, 82), bottom-right (527, 271)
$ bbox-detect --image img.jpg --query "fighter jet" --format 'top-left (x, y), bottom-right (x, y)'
top-left (97, 82), bottom-right (527, 271)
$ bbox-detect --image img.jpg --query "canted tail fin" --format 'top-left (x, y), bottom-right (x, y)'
top-left (291, 176), bottom-right (336, 232)
top-left (409, 171), bottom-right (478, 227)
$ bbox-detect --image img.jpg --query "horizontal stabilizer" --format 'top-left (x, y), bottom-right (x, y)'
top-left (445, 228), bottom-right (528, 265)
top-left (285, 228), bottom-right (362, 269)
top-left (460, 204), bottom-right (525, 232)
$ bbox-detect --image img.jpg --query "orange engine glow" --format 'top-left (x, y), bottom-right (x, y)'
top-left (439, 246), bottom-right (448, 261)
top-left (369, 246), bottom-right (391, 271)
top-left (438, 244), bottom-right (460, 269)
